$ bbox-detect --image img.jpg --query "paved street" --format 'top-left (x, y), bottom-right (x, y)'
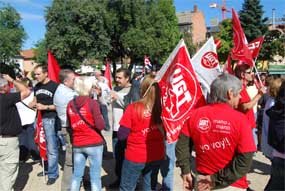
top-left (14, 130), bottom-right (271, 191)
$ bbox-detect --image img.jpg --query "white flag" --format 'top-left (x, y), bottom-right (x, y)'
top-left (191, 37), bottom-right (221, 96)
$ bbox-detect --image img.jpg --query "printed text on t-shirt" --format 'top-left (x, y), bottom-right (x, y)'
top-left (200, 137), bottom-right (231, 152)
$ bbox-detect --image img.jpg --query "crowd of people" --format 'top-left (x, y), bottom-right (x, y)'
top-left (0, 62), bottom-right (284, 191)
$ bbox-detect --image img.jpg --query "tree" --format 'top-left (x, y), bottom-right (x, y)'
top-left (215, 19), bottom-right (233, 63)
top-left (45, 0), bottom-right (111, 68)
top-left (106, 0), bottom-right (180, 68)
top-left (0, 5), bottom-right (26, 74)
top-left (239, 0), bottom-right (268, 42)
top-left (238, 0), bottom-right (284, 61)
top-left (34, 39), bottom-right (47, 64)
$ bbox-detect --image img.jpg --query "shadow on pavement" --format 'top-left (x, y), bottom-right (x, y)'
top-left (14, 161), bottom-right (35, 191)
top-left (250, 158), bottom-right (271, 175)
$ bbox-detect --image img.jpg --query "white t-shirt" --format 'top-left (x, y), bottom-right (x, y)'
top-left (16, 93), bottom-right (36, 126)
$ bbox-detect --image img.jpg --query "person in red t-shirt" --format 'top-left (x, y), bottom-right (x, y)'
top-left (176, 73), bottom-right (256, 191)
top-left (66, 77), bottom-right (105, 191)
top-left (118, 74), bottom-right (165, 191)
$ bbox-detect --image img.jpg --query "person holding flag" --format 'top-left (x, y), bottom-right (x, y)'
top-left (176, 73), bottom-right (256, 191)
top-left (0, 74), bottom-right (31, 191)
top-left (31, 64), bottom-right (59, 185)
top-left (234, 64), bottom-right (266, 146)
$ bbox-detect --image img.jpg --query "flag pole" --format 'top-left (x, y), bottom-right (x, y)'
top-left (253, 57), bottom-right (264, 88)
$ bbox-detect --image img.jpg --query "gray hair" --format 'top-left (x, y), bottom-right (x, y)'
top-left (59, 69), bottom-right (74, 83)
top-left (208, 73), bottom-right (242, 103)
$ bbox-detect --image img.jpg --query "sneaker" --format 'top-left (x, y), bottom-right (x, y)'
top-left (47, 178), bottom-right (57, 185)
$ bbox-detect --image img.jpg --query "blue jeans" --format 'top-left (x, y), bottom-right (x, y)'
top-left (19, 123), bottom-right (38, 152)
top-left (120, 159), bottom-right (161, 191)
top-left (42, 117), bottom-right (59, 179)
top-left (71, 145), bottom-right (103, 191)
top-left (160, 141), bottom-right (177, 191)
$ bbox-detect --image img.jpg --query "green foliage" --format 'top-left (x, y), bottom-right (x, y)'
top-left (0, 5), bottom-right (26, 65)
top-left (239, 0), bottom-right (268, 42)
top-left (105, 0), bottom-right (180, 66)
top-left (45, 0), bottom-right (111, 68)
top-left (34, 39), bottom-right (47, 64)
top-left (215, 19), bottom-right (233, 63)
top-left (259, 30), bottom-right (285, 60)
top-left (238, 0), bottom-right (284, 61)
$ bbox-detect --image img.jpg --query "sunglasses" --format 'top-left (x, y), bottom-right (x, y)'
top-left (244, 71), bottom-right (252, 74)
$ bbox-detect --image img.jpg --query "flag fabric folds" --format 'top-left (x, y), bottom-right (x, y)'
top-left (104, 60), bottom-right (113, 89)
top-left (248, 36), bottom-right (264, 59)
top-left (231, 9), bottom-right (254, 67)
top-left (223, 54), bottom-right (234, 75)
top-left (191, 36), bottom-right (222, 95)
top-left (155, 39), bottom-right (206, 143)
top-left (48, 51), bottom-right (61, 83)
top-left (34, 111), bottom-right (47, 161)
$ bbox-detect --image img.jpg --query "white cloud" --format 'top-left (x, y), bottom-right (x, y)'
top-left (20, 12), bottom-right (44, 21)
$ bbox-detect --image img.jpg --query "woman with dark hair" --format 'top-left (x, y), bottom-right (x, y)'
top-left (265, 79), bottom-right (285, 191)
top-left (118, 74), bottom-right (165, 191)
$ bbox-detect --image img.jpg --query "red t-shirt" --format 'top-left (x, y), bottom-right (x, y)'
top-left (238, 85), bottom-right (256, 128)
top-left (181, 103), bottom-right (256, 189)
top-left (119, 103), bottom-right (165, 163)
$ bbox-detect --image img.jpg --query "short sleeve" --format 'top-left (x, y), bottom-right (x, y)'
top-left (119, 104), bottom-right (133, 129)
top-left (239, 88), bottom-right (250, 104)
top-left (237, 115), bottom-right (257, 153)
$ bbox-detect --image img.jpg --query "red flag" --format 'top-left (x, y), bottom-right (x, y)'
top-left (214, 38), bottom-right (222, 49)
top-left (223, 54), bottom-right (234, 74)
top-left (104, 60), bottom-right (112, 89)
top-left (48, 51), bottom-right (61, 83)
top-left (231, 9), bottom-right (254, 66)
top-left (155, 39), bottom-right (206, 143)
top-left (34, 111), bottom-right (47, 160)
top-left (248, 36), bottom-right (264, 58)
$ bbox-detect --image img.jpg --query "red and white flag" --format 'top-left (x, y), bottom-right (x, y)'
top-left (155, 39), bottom-right (206, 143)
top-left (34, 111), bottom-right (47, 160)
top-left (104, 60), bottom-right (112, 89)
top-left (144, 55), bottom-right (152, 71)
top-left (48, 51), bottom-right (61, 83)
top-left (248, 36), bottom-right (264, 59)
top-left (231, 9), bottom-right (254, 67)
top-left (191, 37), bottom-right (221, 95)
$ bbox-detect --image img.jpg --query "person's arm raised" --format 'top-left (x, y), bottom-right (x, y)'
top-left (3, 74), bottom-right (30, 100)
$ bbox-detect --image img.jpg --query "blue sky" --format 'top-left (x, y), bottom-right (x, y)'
top-left (0, 0), bottom-right (284, 50)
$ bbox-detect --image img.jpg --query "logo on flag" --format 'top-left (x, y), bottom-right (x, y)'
top-left (155, 39), bottom-right (206, 143)
top-left (201, 51), bottom-right (219, 69)
top-left (191, 37), bottom-right (221, 95)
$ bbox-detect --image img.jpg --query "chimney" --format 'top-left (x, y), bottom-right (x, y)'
top-left (193, 5), bottom-right (198, 12)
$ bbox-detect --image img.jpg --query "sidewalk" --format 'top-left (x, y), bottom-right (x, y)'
top-left (14, 130), bottom-right (271, 191)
